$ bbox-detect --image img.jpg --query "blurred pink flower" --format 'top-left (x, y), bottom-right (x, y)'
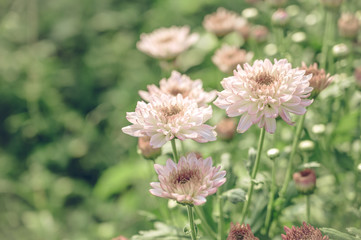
top-left (300, 62), bottom-right (333, 97)
top-left (212, 45), bottom-right (253, 74)
top-left (122, 94), bottom-right (216, 148)
top-left (203, 8), bottom-right (240, 37)
top-left (136, 26), bottom-right (199, 60)
top-left (150, 153), bottom-right (226, 205)
top-left (293, 168), bottom-right (316, 194)
top-left (338, 13), bottom-right (359, 39)
top-left (227, 223), bottom-right (259, 240)
top-left (214, 59), bottom-right (313, 134)
top-left (282, 222), bottom-right (329, 240)
top-left (139, 71), bottom-right (216, 106)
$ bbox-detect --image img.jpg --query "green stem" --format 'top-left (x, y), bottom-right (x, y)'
top-left (240, 127), bottom-right (266, 223)
top-left (194, 207), bottom-right (217, 239)
top-left (264, 158), bottom-right (277, 236)
top-left (306, 195), bottom-right (311, 223)
top-left (279, 114), bottom-right (306, 199)
top-left (187, 205), bottom-right (197, 240)
top-left (320, 10), bottom-right (333, 70)
top-left (218, 196), bottom-right (225, 240)
top-left (171, 138), bottom-right (179, 163)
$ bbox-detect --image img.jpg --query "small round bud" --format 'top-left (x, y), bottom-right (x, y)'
top-left (216, 118), bottom-right (237, 140)
top-left (293, 169), bottom-right (316, 195)
top-left (272, 9), bottom-right (290, 26)
top-left (267, 148), bottom-right (280, 159)
top-left (137, 136), bottom-right (162, 160)
top-left (312, 124), bottom-right (326, 135)
top-left (299, 140), bottom-right (315, 152)
top-left (320, 0), bottom-right (343, 9)
top-left (266, 0), bottom-right (288, 7)
top-left (223, 188), bottom-right (246, 204)
top-left (250, 25), bottom-right (269, 43)
top-left (338, 13), bottom-right (359, 39)
top-left (332, 43), bottom-right (349, 58)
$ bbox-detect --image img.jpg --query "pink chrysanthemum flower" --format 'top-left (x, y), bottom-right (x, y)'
top-left (150, 153), bottom-right (226, 205)
top-left (282, 222), bottom-right (329, 240)
top-left (227, 223), bottom-right (259, 240)
top-left (122, 94), bottom-right (216, 148)
top-left (300, 63), bottom-right (333, 98)
top-left (214, 59), bottom-right (313, 134)
top-left (139, 71), bottom-right (216, 106)
top-left (136, 26), bottom-right (199, 60)
top-left (203, 8), bottom-right (240, 37)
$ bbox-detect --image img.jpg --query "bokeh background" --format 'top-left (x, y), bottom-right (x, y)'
top-left (1, 0), bottom-right (361, 239)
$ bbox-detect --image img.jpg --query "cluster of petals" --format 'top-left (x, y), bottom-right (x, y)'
top-left (150, 153), bottom-right (226, 206)
top-left (122, 94), bottom-right (216, 148)
top-left (300, 62), bottom-right (333, 97)
top-left (212, 45), bottom-right (253, 73)
top-left (227, 223), bottom-right (259, 240)
top-left (214, 59), bottom-right (313, 134)
top-left (136, 26), bottom-right (199, 60)
top-left (282, 222), bottom-right (329, 240)
top-left (139, 71), bottom-right (217, 106)
top-left (203, 8), bottom-right (246, 37)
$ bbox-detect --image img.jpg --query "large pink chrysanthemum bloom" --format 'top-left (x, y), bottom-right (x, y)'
top-left (139, 71), bottom-right (216, 106)
top-left (136, 26), bottom-right (199, 60)
top-left (282, 222), bottom-right (329, 240)
top-left (150, 153), bottom-right (226, 205)
top-left (214, 59), bottom-right (313, 134)
top-left (122, 94), bottom-right (216, 148)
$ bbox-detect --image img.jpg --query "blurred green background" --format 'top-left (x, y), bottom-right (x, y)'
top-left (1, 0), bottom-right (361, 239)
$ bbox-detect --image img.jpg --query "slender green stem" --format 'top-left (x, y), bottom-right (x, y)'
top-left (187, 205), bottom-right (197, 240)
top-left (194, 207), bottom-right (217, 239)
top-left (279, 114), bottom-right (306, 199)
top-left (240, 127), bottom-right (266, 223)
top-left (320, 10), bottom-right (333, 70)
top-left (218, 196), bottom-right (225, 240)
top-left (171, 138), bottom-right (179, 163)
top-left (180, 140), bottom-right (186, 156)
top-left (265, 158), bottom-right (277, 236)
top-left (306, 195), bottom-right (311, 223)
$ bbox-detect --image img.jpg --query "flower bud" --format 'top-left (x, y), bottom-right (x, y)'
top-left (137, 136), bottom-right (161, 160)
top-left (293, 169), bottom-right (316, 195)
top-left (354, 66), bottom-right (361, 88)
top-left (223, 188), bottom-right (246, 204)
top-left (250, 25), bottom-right (269, 43)
top-left (338, 13), bottom-right (359, 39)
top-left (320, 0), bottom-right (343, 9)
top-left (312, 124), bottom-right (326, 135)
top-left (216, 118), bottom-right (237, 140)
top-left (300, 62), bottom-right (333, 98)
top-left (332, 43), bottom-right (349, 58)
top-left (267, 148), bottom-right (280, 159)
top-left (299, 140), bottom-right (315, 153)
top-left (272, 9), bottom-right (290, 26)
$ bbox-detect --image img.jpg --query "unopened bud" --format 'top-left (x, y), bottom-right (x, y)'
top-left (267, 148), bottom-right (280, 159)
top-left (216, 118), bottom-right (237, 140)
top-left (338, 13), bottom-right (359, 39)
top-left (293, 169), bottom-right (316, 195)
top-left (272, 9), bottom-right (290, 26)
top-left (299, 140), bottom-right (315, 152)
top-left (332, 43), bottom-right (349, 58)
top-left (137, 136), bottom-right (161, 160)
top-left (312, 124), bottom-right (326, 135)
top-left (320, 0), bottom-right (343, 9)
top-left (223, 188), bottom-right (246, 204)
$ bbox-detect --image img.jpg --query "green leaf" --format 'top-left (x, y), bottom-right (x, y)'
top-left (320, 228), bottom-right (356, 240)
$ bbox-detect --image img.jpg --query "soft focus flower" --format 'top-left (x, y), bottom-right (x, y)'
top-left (266, 0), bottom-right (288, 7)
top-left (293, 169), bottom-right (316, 195)
top-left (332, 43), bottom-right (349, 57)
top-left (272, 9), bottom-right (290, 26)
top-left (338, 13), bottom-right (359, 38)
top-left (300, 63), bottom-right (333, 98)
top-left (203, 8), bottom-right (240, 37)
top-left (320, 0), bottom-right (343, 9)
top-left (354, 66), bottom-right (361, 88)
top-left (212, 45), bottom-right (254, 73)
top-left (282, 222), bottom-right (329, 240)
top-left (227, 223), bottom-right (259, 240)
top-left (214, 59), bottom-right (313, 134)
top-left (299, 140), bottom-right (315, 153)
top-left (150, 153), bottom-right (226, 206)
top-left (136, 26), bottom-right (199, 60)
top-left (250, 25), bottom-right (269, 43)
top-left (267, 148), bottom-right (280, 159)
top-left (216, 118), bottom-right (237, 140)
top-left (122, 94), bottom-right (216, 148)
top-left (138, 136), bottom-right (161, 160)
top-left (139, 71), bottom-right (216, 106)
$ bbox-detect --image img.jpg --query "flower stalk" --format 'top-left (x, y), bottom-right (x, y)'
top-left (264, 156), bottom-right (277, 236)
top-left (187, 205), bottom-right (197, 240)
top-left (171, 138), bottom-right (179, 163)
top-left (218, 195), bottom-right (225, 240)
top-left (306, 195), bottom-right (311, 223)
top-left (194, 207), bottom-right (217, 239)
top-left (240, 127), bottom-right (266, 223)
